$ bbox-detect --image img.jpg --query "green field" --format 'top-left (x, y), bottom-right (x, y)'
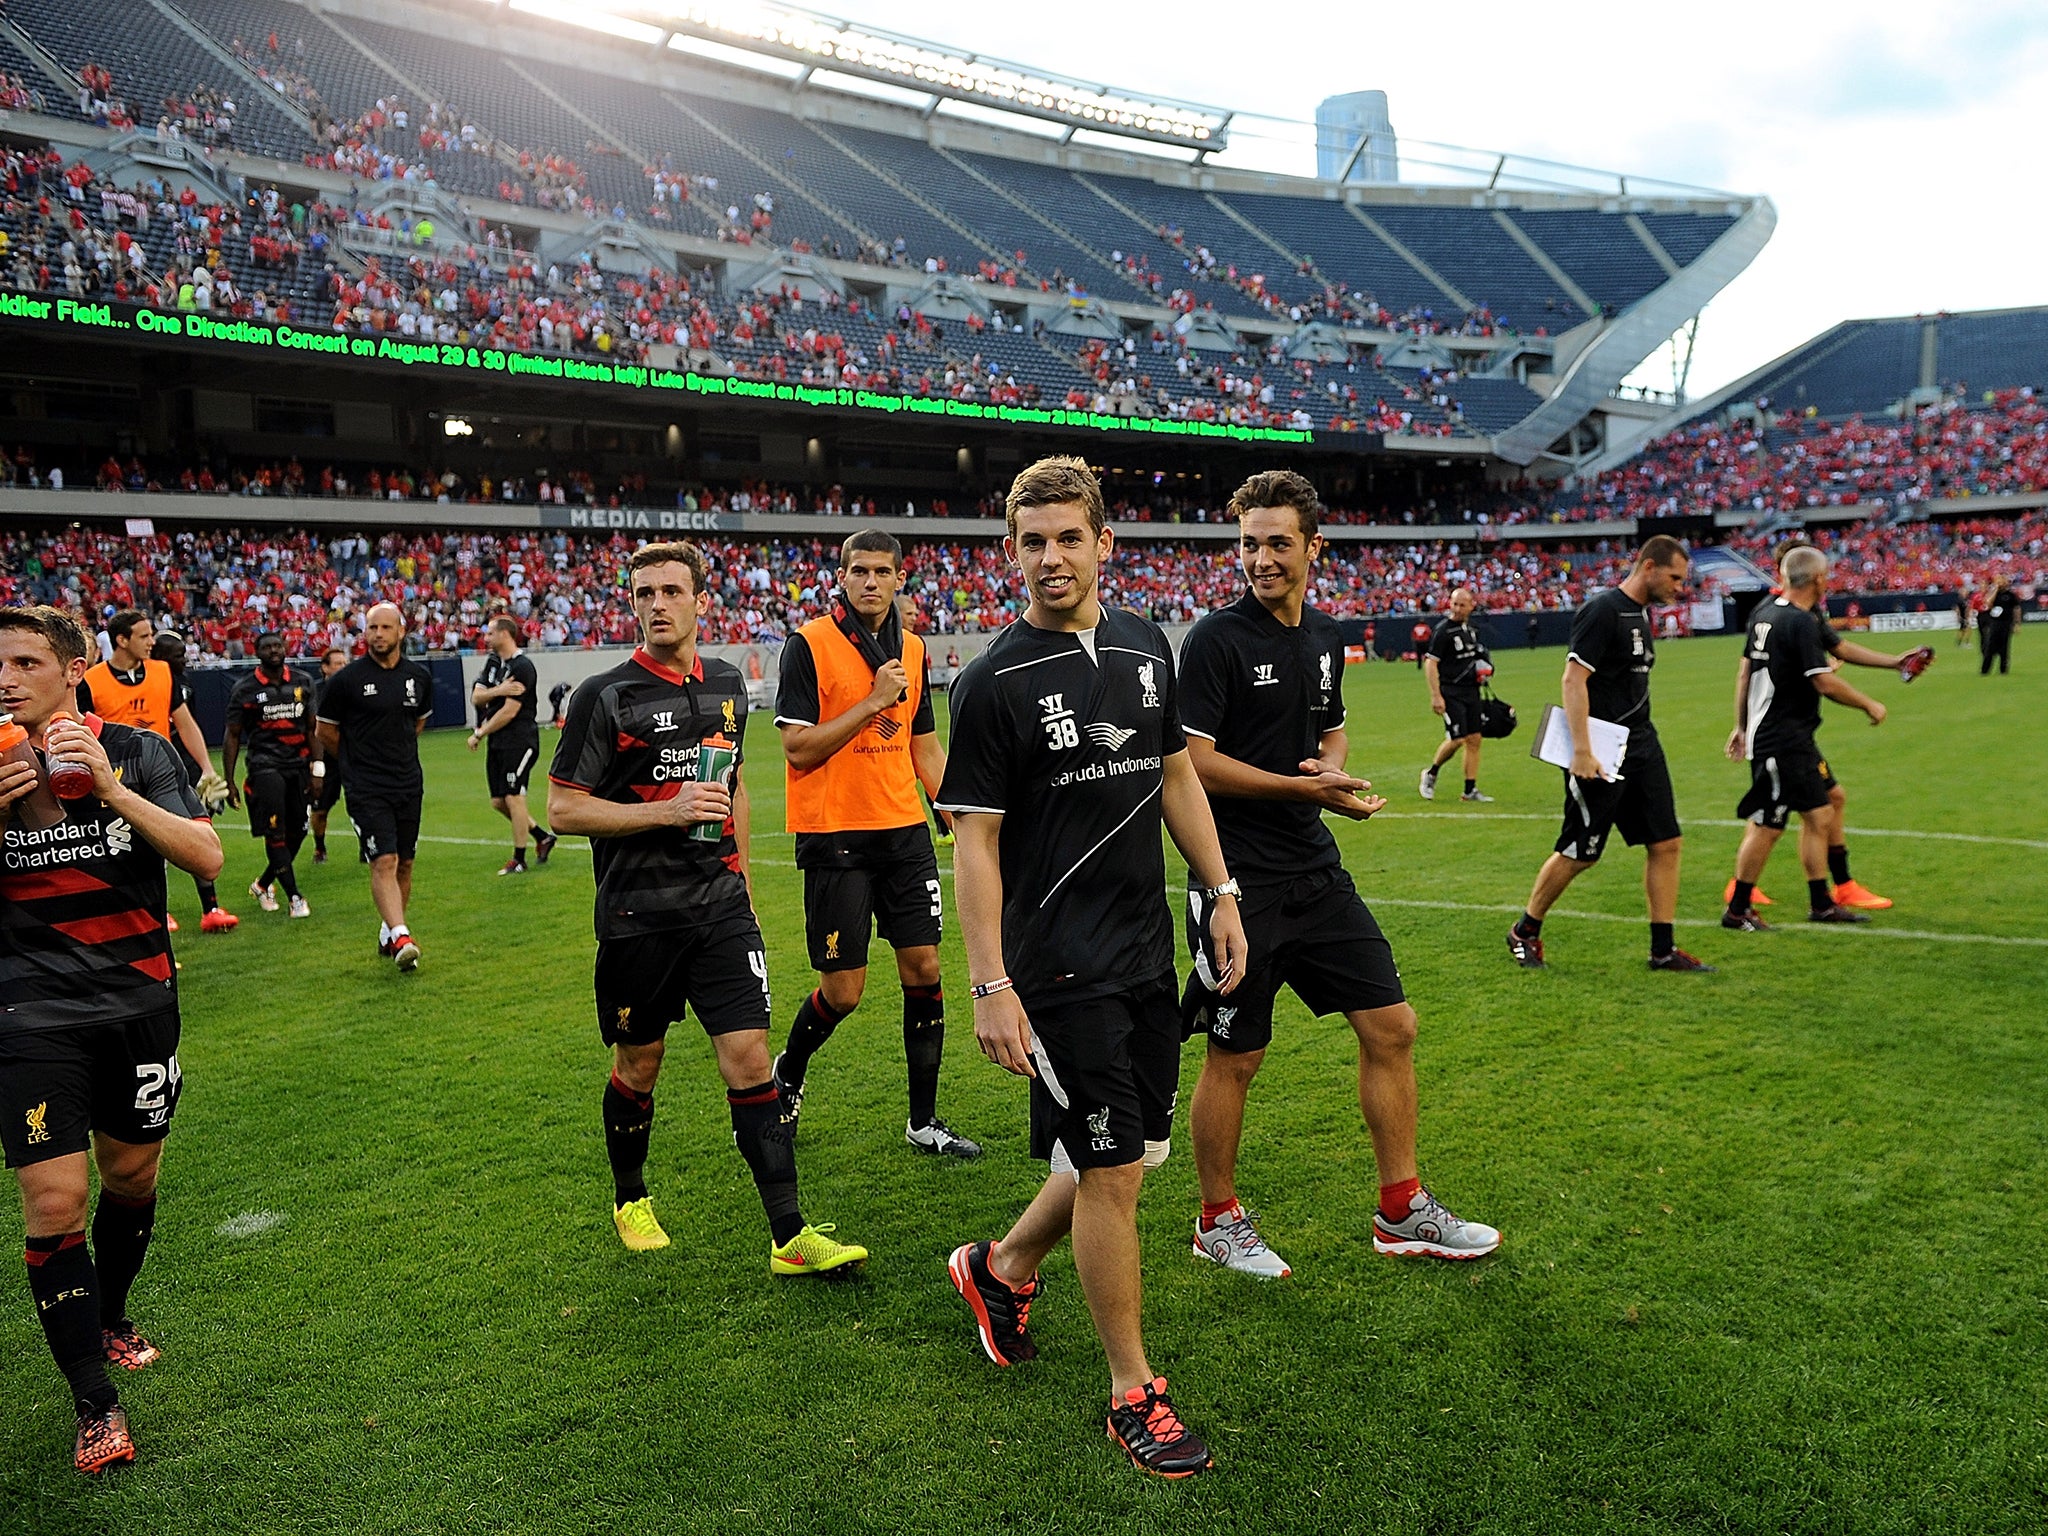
top-left (3, 633), bottom-right (2043, 1534)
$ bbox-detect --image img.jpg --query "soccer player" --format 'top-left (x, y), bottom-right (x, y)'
top-left (938, 458), bottom-right (1248, 1479)
top-left (316, 603), bottom-right (433, 971)
top-left (0, 605), bottom-right (223, 1474)
top-left (85, 610), bottom-right (236, 932)
top-left (1419, 586), bottom-right (1493, 802)
top-left (1981, 577), bottom-right (2017, 675)
top-left (548, 541), bottom-right (867, 1275)
top-left (773, 530), bottom-right (977, 1158)
top-left (468, 617), bottom-right (556, 875)
top-left (309, 645), bottom-right (349, 863)
top-left (1722, 548), bottom-right (1888, 930)
top-left (1722, 540), bottom-right (1927, 911)
top-left (1507, 537), bottom-right (1712, 971)
top-left (548, 678), bottom-right (572, 727)
top-left (1180, 471), bottom-right (1500, 1279)
top-left (222, 631), bottom-right (319, 918)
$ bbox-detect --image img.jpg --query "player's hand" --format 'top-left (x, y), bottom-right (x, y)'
top-left (1570, 746), bottom-right (1609, 781)
top-left (1724, 727), bottom-right (1746, 761)
top-left (45, 717), bottom-right (118, 799)
top-left (1429, 694), bottom-right (1446, 715)
top-left (465, 731), bottom-right (481, 753)
top-left (866, 658), bottom-right (910, 712)
top-left (1296, 761), bottom-right (1377, 819)
top-left (1865, 699), bottom-right (1887, 726)
top-left (225, 781), bottom-right (241, 809)
top-left (665, 781), bottom-right (732, 826)
top-left (973, 989), bottom-right (1036, 1077)
top-left (0, 758), bottom-right (40, 814)
top-left (1206, 899), bottom-right (1249, 996)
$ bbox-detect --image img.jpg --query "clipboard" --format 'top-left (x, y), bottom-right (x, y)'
top-left (1529, 704), bottom-right (1630, 780)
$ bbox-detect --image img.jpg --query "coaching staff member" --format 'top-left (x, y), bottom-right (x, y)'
top-left (222, 631), bottom-right (319, 918)
top-left (548, 542), bottom-right (867, 1276)
top-left (1420, 586), bottom-right (1493, 802)
top-left (1508, 537), bottom-right (1712, 971)
top-left (938, 457), bottom-right (1247, 1480)
top-left (775, 529), bottom-right (979, 1157)
top-left (317, 603), bottom-right (432, 971)
top-left (468, 617), bottom-right (556, 875)
top-left (0, 606), bottom-right (222, 1474)
top-left (1180, 472), bottom-right (1499, 1280)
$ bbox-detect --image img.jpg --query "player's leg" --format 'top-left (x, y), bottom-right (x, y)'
top-left (1825, 782), bottom-right (1890, 909)
top-left (1071, 1159), bottom-right (1150, 1392)
top-left (596, 937), bottom-right (672, 1249)
top-left (1726, 819), bottom-right (1782, 928)
top-left (778, 867), bottom-right (871, 1110)
top-left (1189, 1042), bottom-right (1263, 1212)
top-left (506, 791), bottom-right (533, 862)
top-left (1644, 836), bottom-right (1682, 929)
top-left (874, 844), bottom-right (973, 1152)
top-left (487, 794), bottom-right (510, 824)
top-left (367, 855), bottom-right (406, 930)
top-left (89, 1136), bottom-right (164, 1364)
top-left (1514, 770), bottom-right (1616, 963)
top-left (1458, 733), bottom-right (1488, 800)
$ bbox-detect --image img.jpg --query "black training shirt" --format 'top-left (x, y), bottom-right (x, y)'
top-left (1568, 588), bottom-right (1658, 739)
top-left (0, 720), bottom-right (204, 1031)
top-left (229, 663), bottom-right (316, 773)
top-left (316, 655), bottom-right (435, 798)
top-left (549, 649), bottom-right (752, 941)
top-left (1177, 591), bottom-right (1346, 883)
top-left (1743, 597), bottom-right (1832, 756)
top-left (479, 651), bottom-right (542, 741)
top-left (1427, 617), bottom-right (1489, 691)
top-left (936, 608), bottom-right (1184, 1006)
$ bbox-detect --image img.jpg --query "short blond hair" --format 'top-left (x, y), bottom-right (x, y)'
top-left (1004, 456), bottom-right (1104, 539)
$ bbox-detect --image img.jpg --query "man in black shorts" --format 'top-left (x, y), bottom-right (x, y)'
top-left (774, 530), bottom-right (978, 1157)
top-left (938, 457), bottom-right (1247, 1480)
top-left (1508, 536), bottom-right (1712, 971)
top-left (222, 630), bottom-right (320, 919)
top-left (1420, 586), bottom-right (1493, 803)
top-left (1723, 547), bottom-right (1887, 931)
top-left (309, 645), bottom-right (349, 863)
top-left (468, 617), bottom-right (556, 875)
top-left (0, 605), bottom-right (223, 1474)
top-left (316, 603), bottom-right (433, 971)
top-left (1180, 471), bottom-right (1499, 1280)
top-left (548, 541), bottom-right (867, 1276)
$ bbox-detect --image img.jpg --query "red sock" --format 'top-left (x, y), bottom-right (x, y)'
top-left (1199, 1198), bottom-right (1239, 1229)
top-left (1378, 1176), bottom-right (1421, 1223)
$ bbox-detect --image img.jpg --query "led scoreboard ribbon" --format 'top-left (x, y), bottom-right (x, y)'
top-left (1, 296), bottom-right (1319, 446)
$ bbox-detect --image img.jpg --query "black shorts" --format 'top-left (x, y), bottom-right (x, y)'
top-left (800, 831), bottom-right (942, 972)
top-left (244, 764), bottom-right (309, 843)
top-left (1555, 735), bottom-right (1681, 862)
top-left (594, 915), bottom-right (772, 1044)
top-left (312, 764), bottom-right (343, 813)
top-left (349, 789), bottom-right (422, 862)
top-left (486, 735), bottom-right (541, 798)
top-left (1737, 748), bottom-right (1834, 829)
top-left (1181, 867), bottom-right (1406, 1054)
top-left (1441, 690), bottom-right (1483, 739)
top-left (1025, 975), bottom-right (1180, 1174)
top-left (0, 1012), bottom-right (182, 1168)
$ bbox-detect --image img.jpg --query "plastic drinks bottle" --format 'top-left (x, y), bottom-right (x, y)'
top-left (689, 734), bottom-right (736, 843)
top-left (0, 712), bottom-right (66, 830)
top-left (44, 711), bottom-right (96, 800)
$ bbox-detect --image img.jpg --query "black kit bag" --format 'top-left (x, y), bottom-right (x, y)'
top-left (1478, 685), bottom-right (1518, 739)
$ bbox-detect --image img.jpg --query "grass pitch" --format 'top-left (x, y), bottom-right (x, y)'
top-left (2, 632), bottom-right (2043, 1534)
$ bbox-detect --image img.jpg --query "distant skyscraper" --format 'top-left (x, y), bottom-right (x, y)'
top-left (1316, 91), bottom-right (1398, 183)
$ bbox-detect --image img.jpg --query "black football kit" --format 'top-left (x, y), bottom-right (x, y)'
top-left (228, 663), bottom-right (315, 877)
top-left (479, 651), bottom-right (543, 796)
top-left (1556, 587), bottom-right (1680, 861)
top-left (937, 608), bottom-right (1185, 1173)
top-left (1737, 597), bottom-right (1836, 827)
top-left (1176, 592), bottom-right (1404, 1052)
top-left (1428, 615), bottom-right (1490, 739)
top-left (317, 655), bottom-right (434, 861)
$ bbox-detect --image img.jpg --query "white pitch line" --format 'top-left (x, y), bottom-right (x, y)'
top-left (1365, 811), bottom-right (2048, 850)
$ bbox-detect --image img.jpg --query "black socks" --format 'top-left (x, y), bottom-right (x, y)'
top-left (1827, 844), bottom-right (1851, 886)
top-left (1808, 879), bottom-right (1832, 914)
top-left (196, 879), bottom-right (220, 914)
top-left (903, 984), bottom-right (945, 1130)
top-left (1515, 912), bottom-right (1543, 938)
top-left (92, 1191), bottom-right (156, 1328)
top-left (603, 1074), bottom-right (654, 1205)
top-left (1650, 922), bottom-right (1675, 959)
top-left (1730, 879), bottom-right (1756, 913)
top-left (26, 1233), bottom-right (117, 1414)
top-left (728, 1082), bottom-right (804, 1245)
top-left (781, 989), bottom-right (851, 1087)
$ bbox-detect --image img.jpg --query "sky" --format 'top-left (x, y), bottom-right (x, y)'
top-left (549, 0), bottom-right (2048, 401)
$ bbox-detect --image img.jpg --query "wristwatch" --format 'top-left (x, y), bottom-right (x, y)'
top-left (1203, 878), bottom-right (1242, 902)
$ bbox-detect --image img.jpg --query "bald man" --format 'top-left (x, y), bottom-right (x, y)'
top-left (1421, 588), bottom-right (1493, 802)
top-left (315, 605), bottom-right (436, 971)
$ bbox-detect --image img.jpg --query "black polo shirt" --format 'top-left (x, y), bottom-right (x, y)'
top-left (1427, 617), bottom-right (1488, 692)
top-left (936, 608), bottom-right (1183, 1007)
top-left (316, 655), bottom-right (435, 798)
top-left (1743, 597), bottom-right (1831, 756)
top-left (1177, 591), bottom-right (1347, 883)
top-left (1568, 588), bottom-right (1657, 741)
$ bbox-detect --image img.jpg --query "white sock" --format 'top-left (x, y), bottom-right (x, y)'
top-left (379, 923), bottom-right (392, 945)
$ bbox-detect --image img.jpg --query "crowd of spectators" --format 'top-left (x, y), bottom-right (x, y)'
top-left (1728, 509), bottom-right (2048, 599)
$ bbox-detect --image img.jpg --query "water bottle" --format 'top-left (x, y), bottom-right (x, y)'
top-left (0, 713), bottom-right (65, 830)
top-left (44, 711), bottom-right (96, 800)
top-left (688, 734), bottom-right (736, 843)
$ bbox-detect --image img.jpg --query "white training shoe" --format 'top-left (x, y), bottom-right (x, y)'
top-left (1418, 768), bottom-right (1437, 801)
top-left (1191, 1204), bottom-right (1292, 1278)
top-left (1372, 1188), bottom-right (1501, 1260)
top-left (288, 894), bottom-right (312, 919)
top-left (249, 881), bottom-right (280, 913)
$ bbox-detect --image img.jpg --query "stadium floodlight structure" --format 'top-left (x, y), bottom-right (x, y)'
top-left (496, 0), bottom-right (1230, 150)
